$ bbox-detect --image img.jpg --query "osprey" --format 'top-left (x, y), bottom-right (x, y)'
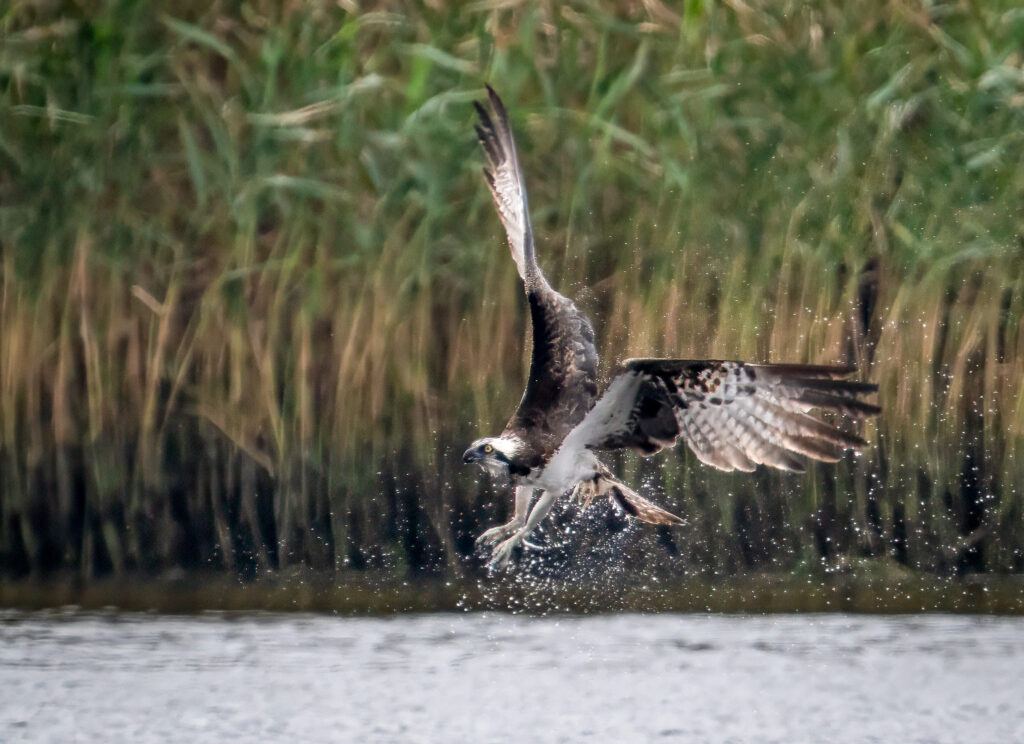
top-left (465, 87), bottom-right (880, 569)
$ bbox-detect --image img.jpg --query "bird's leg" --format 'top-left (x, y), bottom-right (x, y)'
top-left (488, 489), bottom-right (557, 570)
top-left (570, 475), bottom-right (603, 509)
top-left (476, 486), bottom-right (534, 548)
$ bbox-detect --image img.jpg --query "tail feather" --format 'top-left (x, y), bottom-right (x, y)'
top-left (604, 478), bottom-right (684, 526)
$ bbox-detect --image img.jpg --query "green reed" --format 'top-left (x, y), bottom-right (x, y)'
top-left (1, 0), bottom-right (1022, 582)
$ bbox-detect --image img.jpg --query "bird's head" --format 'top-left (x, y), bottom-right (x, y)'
top-left (462, 437), bottom-right (522, 478)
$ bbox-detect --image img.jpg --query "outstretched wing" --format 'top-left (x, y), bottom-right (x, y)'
top-left (561, 359), bottom-right (880, 473)
top-left (475, 86), bottom-right (598, 454)
top-left (473, 85), bottom-right (538, 287)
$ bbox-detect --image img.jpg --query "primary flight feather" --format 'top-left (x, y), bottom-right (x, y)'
top-left (463, 86), bottom-right (880, 569)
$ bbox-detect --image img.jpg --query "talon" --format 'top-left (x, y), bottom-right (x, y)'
top-left (476, 521), bottom-right (521, 548)
top-left (487, 532), bottom-right (524, 570)
top-left (571, 477), bottom-right (602, 509)
top-left (475, 528), bottom-right (502, 548)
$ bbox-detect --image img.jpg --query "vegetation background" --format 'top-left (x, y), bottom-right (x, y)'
top-left (2, 0), bottom-right (1023, 609)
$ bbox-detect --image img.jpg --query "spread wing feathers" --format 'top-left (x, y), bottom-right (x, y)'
top-left (503, 288), bottom-right (600, 452)
top-left (474, 85), bottom-right (541, 289)
top-left (475, 87), bottom-right (600, 453)
top-left (563, 360), bottom-right (880, 474)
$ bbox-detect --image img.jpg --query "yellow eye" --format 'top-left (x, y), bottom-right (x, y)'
top-left (484, 444), bottom-right (493, 453)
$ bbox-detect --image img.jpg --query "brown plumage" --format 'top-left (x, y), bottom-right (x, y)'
top-left (583, 359), bottom-right (880, 474)
top-left (475, 86), bottom-right (599, 463)
top-left (463, 87), bottom-right (881, 568)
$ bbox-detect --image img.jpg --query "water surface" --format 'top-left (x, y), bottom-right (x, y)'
top-left (2, 611), bottom-right (1021, 743)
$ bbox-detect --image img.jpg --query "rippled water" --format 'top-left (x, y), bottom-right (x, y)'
top-left (2, 610), bottom-right (1022, 743)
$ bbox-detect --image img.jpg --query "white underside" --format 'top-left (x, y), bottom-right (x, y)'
top-left (517, 371), bottom-right (642, 494)
top-left (525, 444), bottom-right (600, 494)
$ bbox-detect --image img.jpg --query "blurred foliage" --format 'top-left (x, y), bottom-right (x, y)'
top-left (1, 0), bottom-right (1023, 584)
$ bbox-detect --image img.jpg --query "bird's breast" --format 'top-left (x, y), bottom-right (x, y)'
top-left (532, 445), bottom-right (599, 493)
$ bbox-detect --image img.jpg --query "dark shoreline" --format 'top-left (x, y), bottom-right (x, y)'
top-left (3, 571), bottom-right (1022, 616)
top-left (5, 1), bottom-right (1024, 601)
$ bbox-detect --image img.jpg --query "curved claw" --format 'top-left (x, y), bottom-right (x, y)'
top-left (476, 521), bottom-right (521, 548)
top-left (487, 531), bottom-right (524, 571)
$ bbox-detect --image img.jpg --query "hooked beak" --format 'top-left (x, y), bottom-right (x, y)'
top-left (462, 447), bottom-right (481, 465)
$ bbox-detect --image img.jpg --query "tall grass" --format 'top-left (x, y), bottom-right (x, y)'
top-left (1, 0), bottom-right (1022, 581)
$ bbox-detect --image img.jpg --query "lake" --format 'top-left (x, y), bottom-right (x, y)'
top-left (1, 610), bottom-right (1021, 743)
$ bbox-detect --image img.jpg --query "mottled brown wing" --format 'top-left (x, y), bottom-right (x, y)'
top-left (475, 87), bottom-right (599, 457)
top-left (562, 359), bottom-right (880, 473)
top-left (504, 288), bottom-right (599, 456)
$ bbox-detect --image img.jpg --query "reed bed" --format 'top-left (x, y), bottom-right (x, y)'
top-left (1, 0), bottom-right (1022, 583)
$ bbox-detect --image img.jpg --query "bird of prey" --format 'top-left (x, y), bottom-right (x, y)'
top-left (463, 86), bottom-right (880, 569)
